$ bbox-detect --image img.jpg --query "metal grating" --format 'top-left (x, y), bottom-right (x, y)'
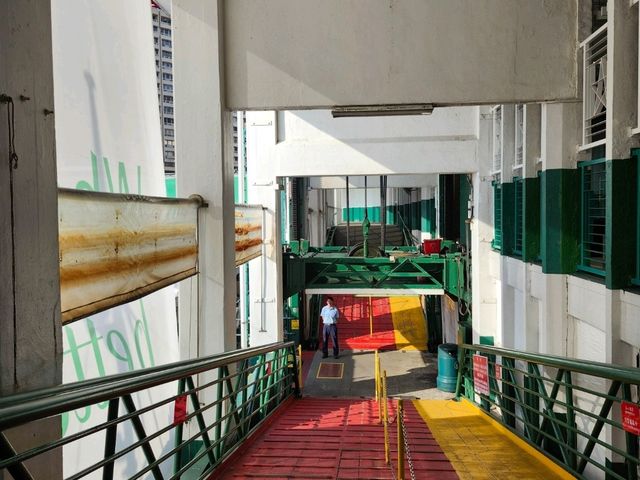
top-left (579, 160), bottom-right (606, 275)
top-left (493, 182), bottom-right (503, 250)
top-left (581, 24), bottom-right (607, 149)
top-left (316, 362), bottom-right (344, 379)
top-left (513, 178), bottom-right (524, 256)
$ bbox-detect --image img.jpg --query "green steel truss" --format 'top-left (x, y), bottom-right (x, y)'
top-left (284, 250), bottom-right (471, 303)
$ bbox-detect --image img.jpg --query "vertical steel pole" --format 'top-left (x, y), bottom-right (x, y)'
top-left (383, 370), bottom-right (390, 465)
top-left (380, 175), bottom-right (386, 251)
top-left (346, 176), bottom-right (350, 248)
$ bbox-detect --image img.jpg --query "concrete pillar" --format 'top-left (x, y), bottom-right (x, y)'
top-left (537, 102), bottom-right (582, 356)
top-left (173, 0), bottom-right (236, 356)
top-left (472, 107), bottom-right (498, 344)
top-left (246, 111), bottom-right (284, 346)
top-left (0, 1), bottom-right (62, 476)
top-left (604, 0), bottom-right (639, 367)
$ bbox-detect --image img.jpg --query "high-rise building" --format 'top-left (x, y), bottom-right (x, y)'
top-left (151, 1), bottom-right (175, 176)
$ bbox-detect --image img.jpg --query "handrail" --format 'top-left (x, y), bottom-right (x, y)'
top-left (0, 341), bottom-right (299, 479)
top-left (459, 343), bottom-right (640, 385)
top-left (396, 211), bottom-right (420, 248)
top-left (456, 343), bottom-right (640, 480)
top-left (0, 342), bottom-right (290, 429)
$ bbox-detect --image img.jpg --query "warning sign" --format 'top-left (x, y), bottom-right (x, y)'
top-left (495, 362), bottom-right (502, 381)
top-left (473, 354), bottom-right (490, 396)
top-left (291, 319), bottom-right (299, 330)
top-left (621, 401), bottom-right (640, 435)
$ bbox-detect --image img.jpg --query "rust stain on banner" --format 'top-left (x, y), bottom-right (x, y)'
top-left (235, 204), bottom-right (263, 266)
top-left (58, 189), bottom-right (200, 324)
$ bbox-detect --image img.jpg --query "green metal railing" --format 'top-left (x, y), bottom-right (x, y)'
top-left (456, 344), bottom-right (640, 480)
top-left (0, 342), bottom-right (299, 479)
top-left (579, 159), bottom-right (607, 276)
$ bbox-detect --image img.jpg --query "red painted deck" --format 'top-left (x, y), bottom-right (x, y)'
top-left (215, 398), bottom-right (458, 479)
top-left (322, 295), bottom-right (396, 351)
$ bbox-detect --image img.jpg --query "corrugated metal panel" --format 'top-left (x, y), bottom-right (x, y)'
top-left (235, 204), bottom-right (263, 266)
top-left (59, 189), bottom-right (201, 324)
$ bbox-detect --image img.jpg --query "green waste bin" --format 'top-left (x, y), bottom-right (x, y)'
top-left (437, 343), bottom-right (458, 393)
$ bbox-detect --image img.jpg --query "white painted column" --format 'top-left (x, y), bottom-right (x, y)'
top-left (472, 107), bottom-right (498, 344)
top-left (500, 105), bottom-right (516, 348)
top-left (173, 0), bottom-right (236, 356)
top-left (0, 1), bottom-right (62, 476)
top-left (522, 104), bottom-right (542, 353)
top-left (246, 111), bottom-right (284, 346)
top-left (538, 102), bottom-right (582, 356)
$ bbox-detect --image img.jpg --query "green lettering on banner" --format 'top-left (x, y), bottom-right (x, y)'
top-left (106, 330), bottom-right (134, 371)
top-left (134, 300), bottom-right (156, 368)
top-left (74, 150), bottom-right (142, 194)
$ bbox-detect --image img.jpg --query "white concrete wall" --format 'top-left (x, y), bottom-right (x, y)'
top-left (224, 0), bottom-right (579, 109)
top-left (272, 108), bottom-right (480, 177)
top-left (246, 111), bottom-right (284, 346)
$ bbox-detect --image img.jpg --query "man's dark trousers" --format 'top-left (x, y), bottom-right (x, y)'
top-left (322, 323), bottom-right (339, 358)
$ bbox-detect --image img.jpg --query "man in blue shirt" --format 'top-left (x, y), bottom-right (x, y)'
top-left (320, 296), bottom-right (340, 359)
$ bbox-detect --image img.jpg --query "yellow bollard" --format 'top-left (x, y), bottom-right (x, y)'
top-left (383, 370), bottom-right (390, 465)
top-left (377, 353), bottom-right (383, 423)
top-left (297, 344), bottom-right (303, 390)
top-left (397, 399), bottom-right (405, 480)
top-left (374, 350), bottom-right (379, 401)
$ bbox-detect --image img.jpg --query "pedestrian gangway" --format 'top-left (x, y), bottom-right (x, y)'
top-left (1, 340), bottom-right (639, 479)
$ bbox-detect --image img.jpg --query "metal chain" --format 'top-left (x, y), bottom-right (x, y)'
top-left (399, 405), bottom-right (416, 480)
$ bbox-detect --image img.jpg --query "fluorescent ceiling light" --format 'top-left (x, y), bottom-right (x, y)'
top-left (331, 104), bottom-right (434, 118)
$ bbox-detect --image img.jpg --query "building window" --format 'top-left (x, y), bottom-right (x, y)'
top-left (492, 181), bottom-right (502, 250)
top-left (162, 84), bottom-right (173, 92)
top-left (154, 38), bottom-right (159, 45)
top-left (161, 16), bottom-right (171, 25)
top-left (513, 177), bottom-right (524, 256)
top-left (153, 14), bottom-right (158, 21)
top-left (164, 117), bottom-right (174, 125)
top-left (162, 39), bottom-right (172, 48)
top-left (163, 95), bottom-right (173, 104)
top-left (162, 51), bottom-right (172, 59)
top-left (580, 24), bottom-right (607, 150)
top-left (163, 106), bottom-right (173, 115)
top-left (161, 27), bottom-right (171, 36)
top-left (153, 26), bottom-right (158, 32)
top-left (164, 128), bottom-right (174, 137)
top-left (162, 72), bottom-right (173, 80)
top-left (162, 61), bottom-right (172, 69)
top-left (578, 159), bottom-right (607, 275)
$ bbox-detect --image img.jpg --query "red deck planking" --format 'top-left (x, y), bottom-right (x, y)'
top-left (320, 295), bottom-right (397, 352)
top-left (214, 397), bottom-right (458, 479)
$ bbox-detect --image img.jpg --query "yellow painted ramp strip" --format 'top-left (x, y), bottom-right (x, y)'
top-left (389, 296), bottom-right (427, 351)
top-left (412, 399), bottom-right (575, 480)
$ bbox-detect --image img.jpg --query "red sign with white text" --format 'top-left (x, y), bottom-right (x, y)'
top-left (495, 362), bottom-right (502, 381)
top-left (473, 354), bottom-right (490, 396)
top-left (621, 401), bottom-right (640, 435)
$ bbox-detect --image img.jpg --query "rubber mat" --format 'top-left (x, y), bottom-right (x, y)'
top-left (319, 295), bottom-right (427, 352)
top-left (215, 397), bottom-right (458, 479)
top-left (412, 399), bottom-right (574, 480)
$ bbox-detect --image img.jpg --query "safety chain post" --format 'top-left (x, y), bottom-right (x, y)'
top-left (397, 399), bottom-right (405, 480)
top-left (383, 370), bottom-right (390, 465)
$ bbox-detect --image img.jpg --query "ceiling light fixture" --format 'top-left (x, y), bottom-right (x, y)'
top-left (331, 104), bottom-right (434, 118)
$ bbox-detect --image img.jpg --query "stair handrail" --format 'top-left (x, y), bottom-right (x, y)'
top-left (456, 343), bottom-right (640, 479)
top-left (0, 341), bottom-right (299, 479)
top-left (396, 211), bottom-right (420, 248)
